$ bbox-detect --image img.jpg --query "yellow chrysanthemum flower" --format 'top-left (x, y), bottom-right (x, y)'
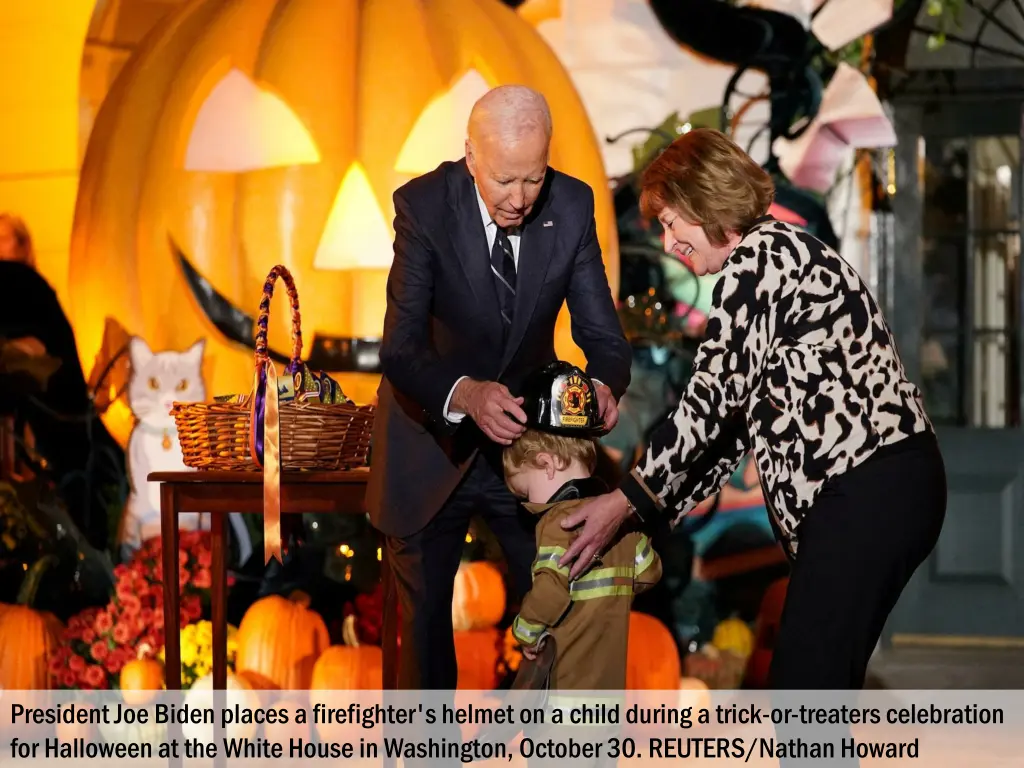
top-left (195, 622), bottom-right (212, 646)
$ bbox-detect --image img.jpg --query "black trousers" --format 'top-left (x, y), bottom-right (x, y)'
top-left (768, 433), bottom-right (946, 766)
top-left (770, 431), bottom-right (947, 690)
top-left (385, 453), bottom-right (536, 689)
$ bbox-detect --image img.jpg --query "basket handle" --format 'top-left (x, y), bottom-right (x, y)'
top-left (254, 264), bottom-right (303, 372)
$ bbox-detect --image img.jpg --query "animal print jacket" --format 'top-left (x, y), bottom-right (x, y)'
top-left (619, 216), bottom-right (933, 558)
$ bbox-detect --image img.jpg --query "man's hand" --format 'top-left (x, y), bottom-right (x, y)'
top-left (451, 379), bottom-right (528, 445)
top-left (559, 489), bottom-right (634, 580)
top-left (595, 383), bottom-right (619, 432)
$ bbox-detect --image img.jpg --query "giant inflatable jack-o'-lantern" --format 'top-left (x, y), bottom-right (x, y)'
top-left (69, 0), bottom-right (618, 447)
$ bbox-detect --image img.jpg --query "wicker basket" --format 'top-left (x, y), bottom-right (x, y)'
top-left (171, 265), bottom-right (374, 471)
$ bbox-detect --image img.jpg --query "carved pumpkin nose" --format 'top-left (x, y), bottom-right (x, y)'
top-left (314, 162), bottom-right (392, 271)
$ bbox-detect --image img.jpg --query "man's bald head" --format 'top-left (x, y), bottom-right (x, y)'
top-left (465, 85), bottom-right (552, 228)
top-left (467, 85), bottom-right (553, 147)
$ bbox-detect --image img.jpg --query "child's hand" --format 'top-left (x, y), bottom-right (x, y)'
top-left (522, 637), bottom-right (546, 661)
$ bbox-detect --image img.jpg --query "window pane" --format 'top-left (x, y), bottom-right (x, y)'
top-left (923, 138), bottom-right (968, 235)
top-left (972, 233), bottom-right (1020, 427)
top-left (918, 135), bottom-right (1021, 428)
top-left (971, 136), bottom-right (1019, 232)
top-left (923, 235), bottom-right (965, 333)
top-left (971, 331), bottom-right (1013, 427)
top-left (921, 331), bottom-right (962, 425)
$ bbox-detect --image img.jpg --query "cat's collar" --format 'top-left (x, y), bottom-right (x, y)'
top-left (133, 421), bottom-right (175, 435)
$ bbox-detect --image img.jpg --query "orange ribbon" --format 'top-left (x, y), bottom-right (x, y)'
top-left (252, 361), bottom-right (283, 565)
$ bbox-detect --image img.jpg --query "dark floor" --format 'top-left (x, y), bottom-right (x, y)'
top-left (865, 646), bottom-right (1024, 689)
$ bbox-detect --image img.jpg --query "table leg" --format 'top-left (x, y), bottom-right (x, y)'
top-left (210, 510), bottom-right (227, 768)
top-left (159, 484), bottom-right (183, 768)
top-left (160, 484), bottom-right (181, 689)
top-left (211, 511), bottom-right (228, 691)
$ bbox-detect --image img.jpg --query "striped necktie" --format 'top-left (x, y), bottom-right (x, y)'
top-left (490, 225), bottom-right (517, 333)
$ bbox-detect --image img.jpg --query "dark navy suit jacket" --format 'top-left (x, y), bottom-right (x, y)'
top-left (366, 159), bottom-right (631, 538)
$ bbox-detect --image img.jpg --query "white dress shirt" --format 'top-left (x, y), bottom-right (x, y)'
top-left (442, 185), bottom-right (521, 422)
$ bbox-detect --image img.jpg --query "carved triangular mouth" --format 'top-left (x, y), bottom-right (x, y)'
top-left (171, 236), bottom-right (381, 372)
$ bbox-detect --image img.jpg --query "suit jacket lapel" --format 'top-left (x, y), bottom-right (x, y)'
top-left (447, 161), bottom-right (503, 338)
top-left (501, 204), bottom-right (556, 371)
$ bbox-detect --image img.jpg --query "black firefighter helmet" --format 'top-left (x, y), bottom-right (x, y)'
top-left (517, 361), bottom-right (606, 437)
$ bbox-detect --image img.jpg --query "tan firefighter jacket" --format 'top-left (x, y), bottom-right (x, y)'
top-left (511, 478), bottom-right (662, 690)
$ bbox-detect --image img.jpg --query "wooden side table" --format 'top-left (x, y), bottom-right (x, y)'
top-left (150, 469), bottom-right (397, 692)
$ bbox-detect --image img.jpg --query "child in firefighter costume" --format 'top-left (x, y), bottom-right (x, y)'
top-left (503, 361), bottom-right (662, 690)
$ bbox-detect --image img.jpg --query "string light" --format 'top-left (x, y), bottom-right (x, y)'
top-left (465, 533), bottom-right (473, 544)
top-left (376, 547), bottom-right (382, 561)
top-left (887, 148), bottom-right (896, 196)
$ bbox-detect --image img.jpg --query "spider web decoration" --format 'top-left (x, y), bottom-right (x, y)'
top-left (911, 0), bottom-right (1024, 67)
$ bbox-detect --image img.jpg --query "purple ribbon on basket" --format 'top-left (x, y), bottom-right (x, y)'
top-left (251, 358), bottom-right (303, 465)
top-left (248, 265), bottom-right (306, 565)
top-left (246, 264), bottom-right (353, 564)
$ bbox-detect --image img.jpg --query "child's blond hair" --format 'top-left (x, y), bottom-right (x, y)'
top-left (503, 429), bottom-right (597, 484)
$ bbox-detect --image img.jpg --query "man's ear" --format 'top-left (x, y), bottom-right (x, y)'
top-left (465, 139), bottom-right (476, 176)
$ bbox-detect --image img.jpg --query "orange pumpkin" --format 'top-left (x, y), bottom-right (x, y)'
top-left (452, 561), bottom-right (506, 632)
top-left (0, 556), bottom-right (61, 690)
top-left (310, 645), bottom-right (383, 744)
top-left (235, 591), bottom-right (330, 689)
top-left (454, 628), bottom-right (500, 690)
top-left (310, 644), bottom-right (382, 690)
top-left (120, 643), bottom-right (164, 704)
top-left (626, 612), bottom-right (681, 690)
top-left (235, 668), bottom-right (280, 690)
top-left (68, 0), bottom-right (619, 445)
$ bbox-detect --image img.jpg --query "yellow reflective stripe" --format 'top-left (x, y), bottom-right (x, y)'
top-left (537, 545), bottom-right (566, 557)
top-left (575, 566), bottom-right (633, 583)
top-left (512, 615), bottom-right (546, 645)
top-left (571, 584), bottom-right (634, 600)
top-left (573, 569), bottom-right (634, 606)
top-left (635, 535), bottom-right (655, 574)
top-left (533, 546), bottom-right (570, 577)
top-left (570, 565), bottom-right (633, 599)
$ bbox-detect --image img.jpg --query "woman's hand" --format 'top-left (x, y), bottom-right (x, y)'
top-left (558, 489), bottom-right (634, 580)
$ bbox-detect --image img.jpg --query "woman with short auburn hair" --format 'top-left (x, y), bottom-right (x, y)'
top-left (638, 127), bottom-right (775, 247)
top-left (558, 128), bottom-right (947, 690)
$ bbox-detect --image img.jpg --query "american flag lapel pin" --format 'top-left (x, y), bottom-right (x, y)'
top-left (543, 220), bottom-right (554, 227)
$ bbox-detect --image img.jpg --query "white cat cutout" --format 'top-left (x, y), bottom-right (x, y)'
top-left (120, 337), bottom-right (252, 563)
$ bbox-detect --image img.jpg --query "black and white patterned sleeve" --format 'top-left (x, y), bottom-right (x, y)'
top-left (620, 240), bottom-right (777, 524)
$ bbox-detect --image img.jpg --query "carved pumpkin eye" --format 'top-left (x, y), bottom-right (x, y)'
top-left (394, 69), bottom-right (491, 176)
top-left (184, 68), bottom-right (321, 172)
top-left (176, 379), bottom-right (189, 392)
top-left (148, 377), bottom-right (160, 390)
